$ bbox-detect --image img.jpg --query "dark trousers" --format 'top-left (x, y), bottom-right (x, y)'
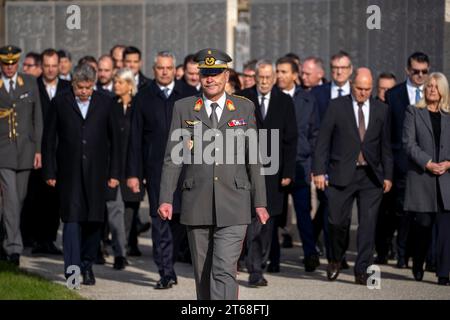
top-left (292, 185), bottom-right (317, 258)
top-left (269, 215), bottom-right (282, 267)
top-left (124, 201), bottom-right (140, 248)
top-left (435, 213), bottom-right (450, 277)
top-left (328, 167), bottom-right (383, 275)
top-left (245, 216), bottom-right (274, 280)
top-left (21, 169), bottom-right (60, 245)
top-left (63, 222), bottom-right (102, 274)
top-left (152, 215), bottom-right (175, 279)
top-left (375, 192), bottom-right (397, 258)
top-left (169, 213), bottom-right (190, 263)
top-left (411, 213), bottom-right (435, 272)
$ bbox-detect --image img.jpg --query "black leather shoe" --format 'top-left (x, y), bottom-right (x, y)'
top-left (340, 258), bottom-right (350, 270)
top-left (425, 263), bottom-right (436, 273)
top-left (45, 242), bottom-right (63, 255)
top-left (127, 246), bottom-right (142, 257)
top-left (137, 222), bottom-right (151, 235)
top-left (281, 234), bottom-right (293, 248)
top-left (354, 273), bottom-right (368, 285)
top-left (396, 257), bottom-right (409, 269)
top-left (154, 276), bottom-right (174, 289)
top-left (438, 277), bottom-right (450, 286)
top-left (113, 256), bottom-right (128, 270)
top-left (374, 255), bottom-right (388, 265)
top-left (248, 276), bottom-right (268, 287)
top-left (327, 262), bottom-right (340, 281)
top-left (6, 253), bottom-right (20, 266)
top-left (82, 269), bottom-right (96, 285)
top-left (267, 263), bottom-right (280, 273)
top-left (304, 255), bottom-right (320, 272)
top-left (412, 267), bottom-right (424, 281)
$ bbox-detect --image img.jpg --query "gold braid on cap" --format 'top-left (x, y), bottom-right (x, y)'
top-left (0, 108), bottom-right (17, 141)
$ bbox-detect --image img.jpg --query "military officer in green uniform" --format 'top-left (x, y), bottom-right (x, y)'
top-left (0, 46), bottom-right (43, 266)
top-left (158, 48), bottom-right (269, 300)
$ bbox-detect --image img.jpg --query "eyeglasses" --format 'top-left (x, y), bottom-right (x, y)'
top-left (331, 65), bottom-right (351, 71)
top-left (23, 63), bottom-right (36, 68)
top-left (410, 68), bottom-right (429, 75)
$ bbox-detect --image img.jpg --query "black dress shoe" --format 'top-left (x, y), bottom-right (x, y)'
top-left (31, 242), bottom-right (46, 254)
top-left (374, 255), bottom-right (388, 265)
top-left (6, 253), bottom-right (20, 266)
top-left (327, 262), bottom-right (340, 281)
top-left (412, 267), bottom-right (424, 281)
top-left (82, 269), bottom-right (96, 285)
top-left (137, 222), bottom-right (151, 235)
top-left (340, 258), bottom-right (350, 270)
top-left (438, 277), bottom-right (450, 286)
top-left (248, 276), bottom-right (268, 287)
top-left (267, 263), bottom-right (280, 273)
top-left (304, 255), bottom-right (320, 272)
top-left (154, 276), bottom-right (174, 289)
top-left (281, 234), bottom-right (293, 248)
top-left (113, 256), bottom-right (128, 270)
top-left (354, 273), bottom-right (368, 285)
top-left (45, 242), bottom-right (63, 255)
top-left (127, 246), bottom-right (142, 257)
top-left (425, 263), bottom-right (436, 273)
top-left (396, 257), bottom-right (409, 269)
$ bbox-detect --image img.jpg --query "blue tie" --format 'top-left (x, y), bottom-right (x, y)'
top-left (338, 88), bottom-right (343, 97)
top-left (415, 88), bottom-right (421, 104)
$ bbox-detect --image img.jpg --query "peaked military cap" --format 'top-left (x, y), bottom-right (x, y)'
top-left (194, 48), bottom-right (232, 75)
top-left (0, 45), bottom-right (22, 65)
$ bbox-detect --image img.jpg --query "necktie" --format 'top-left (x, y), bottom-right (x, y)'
top-left (260, 96), bottom-right (266, 119)
top-left (357, 102), bottom-right (367, 165)
top-left (163, 87), bottom-right (170, 99)
top-left (9, 79), bottom-right (15, 99)
top-left (415, 88), bottom-right (421, 104)
top-left (210, 103), bottom-right (219, 129)
top-left (338, 88), bottom-right (343, 97)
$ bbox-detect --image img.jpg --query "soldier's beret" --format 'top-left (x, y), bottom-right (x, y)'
top-left (194, 48), bottom-right (232, 75)
top-left (0, 45), bottom-right (22, 65)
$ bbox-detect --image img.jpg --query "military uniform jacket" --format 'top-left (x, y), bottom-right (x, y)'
top-left (159, 93), bottom-right (267, 227)
top-left (0, 72), bottom-right (43, 170)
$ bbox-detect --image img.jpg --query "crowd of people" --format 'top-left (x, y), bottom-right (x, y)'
top-left (0, 42), bottom-right (449, 301)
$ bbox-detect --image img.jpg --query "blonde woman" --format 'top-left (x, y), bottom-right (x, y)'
top-left (105, 68), bottom-right (144, 269)
top-left (403, 72), bottom-right (450, 285)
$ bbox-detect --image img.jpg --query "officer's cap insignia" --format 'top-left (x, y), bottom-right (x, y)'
top-left (205, 56), bottom-right (215, 66)
top-left (194, 98), bottom-right (203, 111)
top-left (226, 99), bottom-right (235, 111)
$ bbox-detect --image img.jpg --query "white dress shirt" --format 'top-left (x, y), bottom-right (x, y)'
top-left (352, 97), bottom-right (370, 130)
top-left (282, 86), bottom-right (296, 98)
top-left (204, 92), bottom-right (226, 122)
top-left (44, 79), bottom-right (58, 100)
top-left (331, 81), bottom-right (351, 99)
top-left (406, 78), bottom-right (424, 106)
top-left (76, 96), bottom-right (91, 119)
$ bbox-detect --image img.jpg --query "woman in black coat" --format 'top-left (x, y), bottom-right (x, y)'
top-left (403, 72), bottom-right (450, 285)
top-left (105, 68), bottom-right (145, 269)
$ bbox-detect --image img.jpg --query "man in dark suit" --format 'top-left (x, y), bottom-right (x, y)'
top-left (123, 46), bottom-right (151, 92)
top-left (42, 64), bottom-right (120, 285)
top-left (384, 52), bottom-right (430, 268)
top-left (310, 51), bottom-right (354, 265)
top-left (182, 54), bottom-right (201, 92)
top-left (24, 48), bottom-right (71, 255)
top-left (292, 84), bottom-right (321, 271)
top-left (127, 51), bottom-right (197, 289)
top-left (0, 45), bottom-right (43, 266)
top-left (96, 55), bottom-right (115, 98)
top-left (239, 59), bottom-right (297, 286)
top-left (313, 68), bottom-right (393, 284)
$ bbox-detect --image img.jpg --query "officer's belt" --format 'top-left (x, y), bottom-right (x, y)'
top-left (0, 108), bottom-right (17, 140)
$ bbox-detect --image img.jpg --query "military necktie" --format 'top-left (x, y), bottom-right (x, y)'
top-left (9, 79), bottom-right (15, 99)
top-left (210, 102), bottom-right (219, 129)
top-left (357, 102), bottom-right (367, 165)
top-left (260, 96), bottom-right (266, 120)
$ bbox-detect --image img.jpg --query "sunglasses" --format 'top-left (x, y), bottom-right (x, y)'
top-left (410, 68), bottom-right (429, 75)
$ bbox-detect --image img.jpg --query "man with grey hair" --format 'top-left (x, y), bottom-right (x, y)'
top-left (42, 63), bottom-right (121, 286)
top-left (239, 59), bottom-right (297, 286)
top-left (301, 56), bottom-right (326, 91)
top-left (127, 51), bottom-right (197, 289)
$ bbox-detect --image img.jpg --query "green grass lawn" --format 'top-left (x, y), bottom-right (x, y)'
top-left (0, 261), bottom-right (85, 300)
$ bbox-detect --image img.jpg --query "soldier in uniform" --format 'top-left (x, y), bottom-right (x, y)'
top-left (158, 49), bottom-right (269, 300)
top-left (0, 45), bottom-right (43, 266)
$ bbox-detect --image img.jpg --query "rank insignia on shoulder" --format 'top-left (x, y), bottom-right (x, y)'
top-left (17, 76), bottom-right (24, 87)
top-left (194, 98), bottom-right (203, 111)
top-left (227, 118), bottom-right (247, 127)
top-left (0, 79), bottom-right (3, 89)
top-left (185, 120), bottom-right (200, 127)
top-left (226, 99), bottom-right (235, 111)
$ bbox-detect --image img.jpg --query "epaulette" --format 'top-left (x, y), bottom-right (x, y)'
top-left (231, 94), bottom-right (252, 104)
